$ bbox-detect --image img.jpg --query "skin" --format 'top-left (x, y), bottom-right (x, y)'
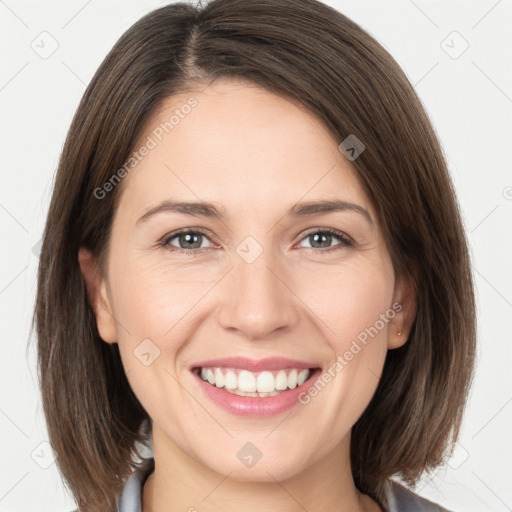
top-left (79, 78), bottom-right (416, 512)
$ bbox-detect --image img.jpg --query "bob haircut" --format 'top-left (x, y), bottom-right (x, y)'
top-left (34, 0), bottom-right (476, 510)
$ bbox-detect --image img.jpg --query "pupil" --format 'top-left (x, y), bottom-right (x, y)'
top-left (181, 233), bottom-right (201, 249)
top-left (312, 233), bottom-right (330, 248)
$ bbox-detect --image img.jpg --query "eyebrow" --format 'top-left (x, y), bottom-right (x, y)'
top-left (136, 199), bottom-right (373, 225)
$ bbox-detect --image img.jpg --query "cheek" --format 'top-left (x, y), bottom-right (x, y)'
top-left (104, 261), bottom-right (189, 399)
top-left (297, 257), bottom-right (395, 348)
top-left (108, 256), bottom-right (207, 340)
top-left (294, 259), bottom-right (393, 416)
top-left (106, 257), bottom-right (220, 415)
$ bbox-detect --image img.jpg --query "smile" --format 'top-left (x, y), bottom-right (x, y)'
top-left (191, 357), bottom-right (322, 417)
top-left (196, 367), bottom-right (312, 396)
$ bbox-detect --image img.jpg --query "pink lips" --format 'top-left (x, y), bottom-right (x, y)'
top-left (191, 356), bottom-right (314, 372)
top-left (191, 357), bottom-right (321, 417)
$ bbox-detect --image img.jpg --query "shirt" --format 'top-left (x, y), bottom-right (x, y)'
top-left (115, 457), bottom-right (453, 512)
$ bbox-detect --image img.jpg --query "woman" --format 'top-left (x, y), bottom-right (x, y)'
top-left (34, 0), bottom-right (476, 511)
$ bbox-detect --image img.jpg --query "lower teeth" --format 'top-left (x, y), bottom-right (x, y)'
top-left (201, 379), bottom-right (284, 397)
top-left (223, 388), bottom-right (282, 397)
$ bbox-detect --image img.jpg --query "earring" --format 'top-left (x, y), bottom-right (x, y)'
top-left (397, 331), bottom-right (402, 337)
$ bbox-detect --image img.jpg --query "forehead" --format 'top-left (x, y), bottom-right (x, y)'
top-left (118, 78), bottom-right (373, 220)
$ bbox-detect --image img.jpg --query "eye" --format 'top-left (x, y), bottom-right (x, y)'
top-left (162, 229), bottom-right (214, 254)
top-left (296, 228), bottom-right (353, 253)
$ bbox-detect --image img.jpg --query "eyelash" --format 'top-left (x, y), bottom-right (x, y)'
top-left (159, 227), bottom-right (353, 256)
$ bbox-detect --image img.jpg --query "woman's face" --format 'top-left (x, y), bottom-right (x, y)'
top-left (81, 78), bottom-right (412, 481)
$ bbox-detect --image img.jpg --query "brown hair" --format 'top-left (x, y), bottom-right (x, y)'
top-left (33, 0), bottom-right (476, 510)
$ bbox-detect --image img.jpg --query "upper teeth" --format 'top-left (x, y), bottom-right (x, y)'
top-left (199, 367), bottom-right (311, 394)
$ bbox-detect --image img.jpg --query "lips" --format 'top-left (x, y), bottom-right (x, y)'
top-left (190, 357), bottom-right (321, 416)
top-left (192, 356), bottom-right (315, 372)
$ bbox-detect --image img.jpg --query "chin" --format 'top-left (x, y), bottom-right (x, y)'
top-left (195, 441), bottom-right (317, 483)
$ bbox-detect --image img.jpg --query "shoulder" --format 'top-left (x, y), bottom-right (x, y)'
top-left (118, 457), bottom-right (155, 511)
top-left (384, 479), bottom-right (453, 512)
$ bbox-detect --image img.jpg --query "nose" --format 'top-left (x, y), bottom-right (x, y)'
top-left (217, 246), bottom-right (300, 341)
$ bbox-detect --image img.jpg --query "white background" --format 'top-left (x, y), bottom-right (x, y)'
top-left (0, 0), bottom-right (511, 511)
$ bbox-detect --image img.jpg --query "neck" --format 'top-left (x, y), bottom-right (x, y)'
top-left (142, 424), bottom-right (381, 512)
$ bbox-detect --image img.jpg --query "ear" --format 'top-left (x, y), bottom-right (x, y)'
top-left (78, 247), bottom-right (118, 344)
top-left (388, 272), bottom-right (417, 350)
